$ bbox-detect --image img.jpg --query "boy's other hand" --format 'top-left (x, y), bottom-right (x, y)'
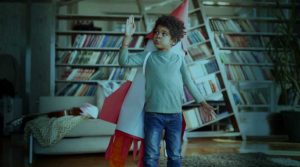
top-left (199, 102), bottom-right (217, 122)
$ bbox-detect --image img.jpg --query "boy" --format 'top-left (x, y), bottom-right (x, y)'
top-left (119, 15), bottom-right (215, 167)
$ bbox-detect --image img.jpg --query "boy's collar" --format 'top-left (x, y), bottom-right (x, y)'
top-left (155, 49), bottom-right (172, 54)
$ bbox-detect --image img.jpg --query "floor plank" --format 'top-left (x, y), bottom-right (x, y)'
top-left (2, 135), bottom-right (300, 167)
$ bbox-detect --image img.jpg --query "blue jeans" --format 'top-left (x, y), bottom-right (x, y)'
top-left (144, 112), bottom-right (182, 167)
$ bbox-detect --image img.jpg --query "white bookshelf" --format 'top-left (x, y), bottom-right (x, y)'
top-left (55, 14), bottom-right (147, 96)
top-left (200, 0), bottom-right (299, 138)
top-left (181, 0), bottom-right (242, 139)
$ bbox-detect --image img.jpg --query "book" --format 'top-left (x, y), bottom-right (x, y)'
top-left (183, 108), bottom-right (201, 129)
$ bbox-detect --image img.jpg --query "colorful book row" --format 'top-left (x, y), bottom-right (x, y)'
top-left (57, 51), bottom-right (119, 65)
top-left (58, 67), bottom-right (137, 81)
top-left (56, 84), bottom-right (98, 96)
top-left (72, 34), bottom-right (144, 48)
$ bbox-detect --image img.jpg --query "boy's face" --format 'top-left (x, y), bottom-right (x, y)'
top-left (153, 25), bottom-right (175, 51)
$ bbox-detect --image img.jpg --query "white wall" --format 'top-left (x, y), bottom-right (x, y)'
top-left (0, 3), bottom-right (27, 95)
top-left (30, 3), bottom-right (55, 113)
top-left (0, 3), bottom-right (27, 115)
top-left (0, 2), bottom-right (55, 114)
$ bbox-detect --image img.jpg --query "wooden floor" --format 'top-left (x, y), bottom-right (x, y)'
top-left (2, 134), bottom-right (300, 167)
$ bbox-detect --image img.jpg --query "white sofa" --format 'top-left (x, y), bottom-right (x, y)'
top-left (28, 96), bottom-right (116, 164)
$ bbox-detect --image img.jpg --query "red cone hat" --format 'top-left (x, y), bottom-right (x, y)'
top-left (170, 0), bottom-right (189, 30)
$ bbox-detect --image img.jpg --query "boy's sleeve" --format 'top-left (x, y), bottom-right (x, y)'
top-left (180, 58), bottom-right (205, 104)
top-left (118, 47), bottom-right (146, 66)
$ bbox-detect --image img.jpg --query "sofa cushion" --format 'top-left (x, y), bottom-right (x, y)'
top-left (34, 136), bottom-right (111, 154)
top-left (66, 119), bottom-right (116, 137)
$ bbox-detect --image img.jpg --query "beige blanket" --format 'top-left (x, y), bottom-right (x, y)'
top-left (24, 115), bottom-right (87, 147)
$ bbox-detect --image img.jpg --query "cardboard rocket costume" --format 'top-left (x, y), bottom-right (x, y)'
top-left (99, 0), bottom-right (189, 166)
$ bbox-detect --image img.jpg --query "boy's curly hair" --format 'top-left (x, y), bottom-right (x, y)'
top-left (152, 15), bottom-right (185, 43)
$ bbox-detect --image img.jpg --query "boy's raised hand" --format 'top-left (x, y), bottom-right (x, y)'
top-left (125, 15), bottom-right (136, 37)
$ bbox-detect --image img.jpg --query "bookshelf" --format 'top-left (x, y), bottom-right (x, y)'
top-left (55, 14), bottom-right (147, 96)
top-left (181, 0), bottom-right (241, 139)
top-left (53, 0), bottom-right (299, 139)
top-left (200, 1), bottom-right (300, 138)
